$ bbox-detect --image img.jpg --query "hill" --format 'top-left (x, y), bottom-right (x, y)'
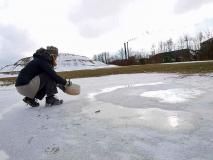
top-left (0, 53), bottom-right (112, 73)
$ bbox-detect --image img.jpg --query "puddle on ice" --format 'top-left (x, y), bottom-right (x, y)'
top-left (85, 83), bottom-right (200, 132)
top-left (83, 102), bottom-right (198, 132)
top-left (87, 82), bottom-right (164, 101)
top-left (140, 88), bottom-right (203, 103)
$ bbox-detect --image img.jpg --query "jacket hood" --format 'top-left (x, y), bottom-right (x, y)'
top-left (33, 48), bottom-right (52, 63)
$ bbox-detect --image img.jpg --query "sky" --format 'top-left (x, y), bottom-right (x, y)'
top-left (0, 0), bottom-right (213, 66)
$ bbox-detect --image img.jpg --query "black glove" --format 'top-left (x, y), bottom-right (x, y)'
top-left (57, 84), bottom-right (66, 92)
top-left (57, 79), bottom-right (72, 92)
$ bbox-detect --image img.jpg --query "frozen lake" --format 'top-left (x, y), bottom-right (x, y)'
top-left (0, 73), bottom-right (213, 160)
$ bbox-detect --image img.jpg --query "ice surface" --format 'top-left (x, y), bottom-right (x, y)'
top-left (83, 103), bottom-right (198, 132)
top-left (0, 73), bottom-right (213, 160)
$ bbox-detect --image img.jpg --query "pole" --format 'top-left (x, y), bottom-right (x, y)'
top-left (127, 42), bottom-right (129, 59)
top-left (124, 43), bottom-right (127, 60)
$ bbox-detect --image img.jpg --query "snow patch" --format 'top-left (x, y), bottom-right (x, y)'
top-left (0, 150), bottom-right (9, 160)
top-left (0, 74), bottom-right (17, 78)
top-left (140, 88), bottom-right (203, 103)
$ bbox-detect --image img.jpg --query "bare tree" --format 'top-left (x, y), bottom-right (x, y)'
top-left (166, 38), bottom-right (174, 51)
top-left (191, 37), bottom-right (198, 50)
top-left (93, 55), bottom-right (98, 61)
top-left (158, 41), bottom-right (164, 53)
top-left (118, 48), bottom-right (125, 60)
top-left (198, 31), bottom-right (204, 43)
top-left (177, 36), bottom-right (185, 50)
top-left (194, 31), bottom-right (204, 50)
top-left (99, 52), bottom-right (110, 64)
top-left (204, 29), bottom-right (212, 40)
top-left (93, 52), bottom-right (110, 64)
top-left (151, 44), bottom-right (156, 55)
top-left (97, 54), bottom-right (103, 62)
top-left (101, 52), bottom-right (110, 64)
top-left (184, 34), bottom-right (191, 49)
top-left (163, 42), bottom-right (168, 52)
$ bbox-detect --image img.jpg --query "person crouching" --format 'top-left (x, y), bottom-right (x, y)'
top-left (15, 46), bottom-right (71, 107)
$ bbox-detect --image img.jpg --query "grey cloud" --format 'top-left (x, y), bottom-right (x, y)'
top-left (70, 0), bottom-right (131, 38)
top-left (0, 24), bottom-right (34, 66)
top-left (174, 0), bottom-right (213, 14)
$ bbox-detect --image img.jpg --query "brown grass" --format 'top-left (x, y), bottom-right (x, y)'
top-left (1, 61), bottom-right (213, 85)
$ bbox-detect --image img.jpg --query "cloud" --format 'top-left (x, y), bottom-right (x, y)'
top-left (174, 0), bottom-right (213, 14)
top-left (202, 18), bottom-right (213, 27)
top-left (0, 0), bottom-right (9, 9)
top-left (194, 18), bottom-right (213, 32)
top-left (70, 0), bottom-right (131, 38)
top-left (0, 24), bottom-right (34, 66)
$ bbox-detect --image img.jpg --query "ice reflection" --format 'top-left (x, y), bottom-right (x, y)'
top-left (83, 103), bottom-right (197, 132)
top-left (168, 115), bottom-right (179, 128)
top-left (88, 82), bottom-right (164, 100)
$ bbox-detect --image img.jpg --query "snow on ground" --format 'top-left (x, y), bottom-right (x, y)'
top-left (0, 73), bottom-right (213, 160)
top-left (0, 74), bottom-right (17, 78)
top-left (0, 53), bottom-right (117, 73)
top-left (55, 64), bottom-right (117, 72)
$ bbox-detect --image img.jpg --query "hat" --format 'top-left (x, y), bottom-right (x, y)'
top-left (47, 46), bottom-right (58, 56)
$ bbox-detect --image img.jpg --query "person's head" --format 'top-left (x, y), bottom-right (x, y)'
top-left (47, 46), bottom-right (58, 57)
top-left (47, 46), bottom-right (58, 66)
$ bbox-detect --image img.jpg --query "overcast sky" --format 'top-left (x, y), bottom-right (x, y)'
top-left (0, 0), bottom-right (213, 66)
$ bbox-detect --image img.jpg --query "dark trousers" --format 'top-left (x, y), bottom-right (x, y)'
top-left (35, 74), bottom-right (58, 100)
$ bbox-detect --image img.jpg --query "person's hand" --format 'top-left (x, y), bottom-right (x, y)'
top-left (65, 79), bottom-right (72, 87)
top-left (57, 79), bottom-right (72, 92)
top-left (57, 84), bottom-right (65, 92)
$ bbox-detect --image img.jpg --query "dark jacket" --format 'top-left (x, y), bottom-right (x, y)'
top-left (15, 48), bottom-right (66, 87)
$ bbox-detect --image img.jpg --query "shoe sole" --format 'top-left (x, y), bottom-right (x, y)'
top-left (45, 100), bottom-right (63, 107)
top-left (23, 99), bottom-right (39, 107)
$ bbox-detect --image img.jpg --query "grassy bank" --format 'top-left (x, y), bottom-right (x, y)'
top-left (1, 61), bottom-right (213, 85)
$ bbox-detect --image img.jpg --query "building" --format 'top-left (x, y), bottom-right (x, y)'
top-left (149, 49), bottom-right (196, 64)
top-left (199, 38), bottom-right (213, 60)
